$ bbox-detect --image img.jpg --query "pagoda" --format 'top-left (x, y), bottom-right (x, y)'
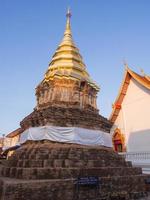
top-left (0, 9), bottom-right (148, 200)
top-left (20, 9), bottom-right (111, 133)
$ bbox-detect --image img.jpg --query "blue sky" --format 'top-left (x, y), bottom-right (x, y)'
top-left (0, 0), bottom-right (150, 135)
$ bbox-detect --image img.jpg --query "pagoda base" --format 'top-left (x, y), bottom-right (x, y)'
top-left (20, 106), bottom-right (112, 132)
top-left (0, 176), bottom-right (148, 200)
top-left (0, 141), bottom-right (149, 200)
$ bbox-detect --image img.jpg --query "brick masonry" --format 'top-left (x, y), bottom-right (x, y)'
top-left (0, 141), bottom-right (149, 200)
top-left (20, 106), bottom-right (112, 132)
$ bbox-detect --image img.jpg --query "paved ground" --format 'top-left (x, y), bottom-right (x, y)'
top-left (140, 197), bottom-right (150, 200)
top-left (139, 193), bottom-right (150, 200)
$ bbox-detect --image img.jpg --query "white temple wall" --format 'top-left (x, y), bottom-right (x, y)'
top-left (111, 78), bottom-right (150, 152)
top-left (10, 135), bottom-right (20, 147)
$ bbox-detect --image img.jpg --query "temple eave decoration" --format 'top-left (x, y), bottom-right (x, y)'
top-left (110, 67), bottom-right (150, 123)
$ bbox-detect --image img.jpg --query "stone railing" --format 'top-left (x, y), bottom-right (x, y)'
top-left (119, 151), bottom-right (150, 174)
top-left (119, 151), bottom-right (150, 161)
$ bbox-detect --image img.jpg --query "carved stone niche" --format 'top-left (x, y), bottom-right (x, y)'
top-left (80, 80), bottom-right (86, 91)
top-left (73, 91), bottom-right (80, 102)
top-left (35, 77), bottom-right (98, 112)
top-left (79, 80), bottom-right (98, 110)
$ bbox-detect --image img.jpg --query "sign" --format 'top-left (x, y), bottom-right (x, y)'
top-left (73, 176), bottom-right (101, 200)
top-left (145, 178), bottom-right (150, 184)
top-left (75, 176), bottom-right (100, 186)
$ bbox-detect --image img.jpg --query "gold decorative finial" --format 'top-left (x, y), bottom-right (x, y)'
top-left (64, 7), bottom-right (72, 36)
top-left (123, 59), bottom-right (129, 70)
top-left (140, 68), bottom-right (145, 76)
top-left (66, 7), bottom-right (71, 19)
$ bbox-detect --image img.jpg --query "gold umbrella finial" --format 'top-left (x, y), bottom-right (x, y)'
top-left (66, 7), bottom-right (71, 19)
top-left (123, 59), bottom-right (129, 70)
top-left (64, 7), bottom-right (72, 36)
top-left (140, 68), bottom-right (145, 76)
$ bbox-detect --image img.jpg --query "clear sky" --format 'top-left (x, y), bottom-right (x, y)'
top-left (0, 0), bottom-right (150, 135)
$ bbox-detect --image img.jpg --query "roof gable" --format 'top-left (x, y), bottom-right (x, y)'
top-left (110, 68), bottom-right (150, 123)
top-left (6, 128), bottom-right (23, 138)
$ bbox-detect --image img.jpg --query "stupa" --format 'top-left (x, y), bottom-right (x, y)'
top-left (0, 9), bottom-right (148, 200)
top-left (20, 9), bottom-right (111, 133)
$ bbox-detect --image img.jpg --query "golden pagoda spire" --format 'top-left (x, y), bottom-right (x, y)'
top-left (61, 8), bottom-right (74, 45)
top-left (64, 7), bottom-right (72, 35)
top-left (43, 9), bottom-right (99, 91)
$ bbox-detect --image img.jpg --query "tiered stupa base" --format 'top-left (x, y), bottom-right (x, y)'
top-left (20, 106), bottom-right (112, 132)
top-left (0, 141), bottom-right (148, 200)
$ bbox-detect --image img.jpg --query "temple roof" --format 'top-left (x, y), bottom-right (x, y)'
top-left (6, 128), bottom-right (23, 138)
top-left (0, 138), bottom-right (3, 147)
top-left (43, 9), bottom-right (99, 91)
top-left (110, 67), bottom-right (150, 123)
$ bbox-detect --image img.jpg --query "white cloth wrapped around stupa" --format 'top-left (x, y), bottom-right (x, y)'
top-left (19, 126), bottom-right (112, 147)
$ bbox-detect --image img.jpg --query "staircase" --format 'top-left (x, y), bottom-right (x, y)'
top-left (0, 141), bottom-right (148, 200)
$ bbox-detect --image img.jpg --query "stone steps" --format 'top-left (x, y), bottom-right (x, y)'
top-left (0, 175), bottom-right (148, 200)
top-left (0, 141), bottom-right (148, 199)
top-left (10, 152), bottom-right (124, 161)
top-left (1, 166), bottom-right (142, 179)
top-left (6, 158), bottom-right (131, 168)
top-left (10, 146), bottom-right (124, 161)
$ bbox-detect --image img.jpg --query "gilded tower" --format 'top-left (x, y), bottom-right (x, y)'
top-left (36, 9), bottom-right (99, 112)
top-left (20, 9), bottom-right (111, 131)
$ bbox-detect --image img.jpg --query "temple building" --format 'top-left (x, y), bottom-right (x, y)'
top-left (1, 129), bottom-right (22, 157)
top-left (110, 66), bottom-right (150, 174)
top-left (0, 10), bottom-right (148, 200)
top-left (110, 66), bottom-right (150, 153)
top-left (0, 138), bottom-right (3, 154)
